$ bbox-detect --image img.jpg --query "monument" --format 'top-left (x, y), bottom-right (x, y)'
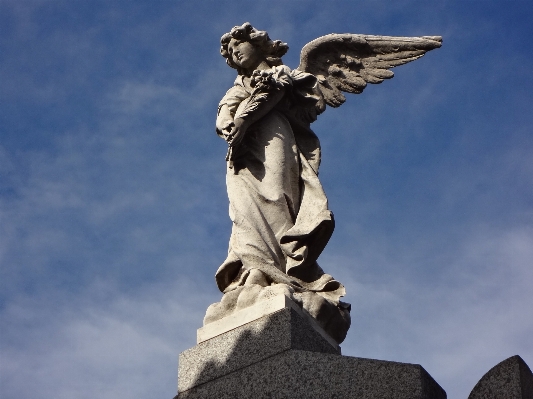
top-left (174, 23), bottom-right (532, 398)
top-left (205, 22), bottom-right (442, 344)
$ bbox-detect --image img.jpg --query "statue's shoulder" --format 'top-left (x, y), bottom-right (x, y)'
top-left (219, 79), bottom-right (249, 109)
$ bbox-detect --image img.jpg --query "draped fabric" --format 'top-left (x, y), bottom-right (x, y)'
top-left (215, 66), bottom-right (346, 305)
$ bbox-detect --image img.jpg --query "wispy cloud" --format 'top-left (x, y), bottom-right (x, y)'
top-left (1, 279), bottom-right (217, 399)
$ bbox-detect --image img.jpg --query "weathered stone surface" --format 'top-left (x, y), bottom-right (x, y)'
top-left (468, 355), bottom-right (533, 399)
top-left (179, 305), bottom-right (340, 393)
top-left (177, 350), bottom-right (446, 398)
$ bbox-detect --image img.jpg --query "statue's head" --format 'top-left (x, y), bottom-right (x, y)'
top-left (220, 22), bottom-right (288, 73)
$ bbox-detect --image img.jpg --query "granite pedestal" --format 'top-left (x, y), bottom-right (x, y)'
top-left (176, 295), bottom-right (446, 398)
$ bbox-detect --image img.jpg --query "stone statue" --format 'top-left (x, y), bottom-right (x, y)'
top-left (204, 22), bottom-right (442, 344)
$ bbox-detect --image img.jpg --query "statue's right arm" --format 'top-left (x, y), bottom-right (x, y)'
top-left (216, 85), bottom-right (249, 141)
top-left (216, 104), bottom-right (234, 140)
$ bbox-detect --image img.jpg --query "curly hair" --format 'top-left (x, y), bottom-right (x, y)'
top-left (220, 22), bottom-right (289, 71)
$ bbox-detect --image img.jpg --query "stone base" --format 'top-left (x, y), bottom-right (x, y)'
top-left (178, 349), bottom-right (446, 398)
top-left (179, 305), bottom-right (340, 393)
top-left (176, 296), bottom-right (446, 398)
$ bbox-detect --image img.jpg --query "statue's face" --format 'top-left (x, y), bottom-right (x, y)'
top-left (228, 38), bottom-right (264, 70)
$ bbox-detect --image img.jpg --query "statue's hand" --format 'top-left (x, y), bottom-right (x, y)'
top-left (228, 117), bottom-right (249, 148)
top-left (218, 120), bottom-right (234, 140)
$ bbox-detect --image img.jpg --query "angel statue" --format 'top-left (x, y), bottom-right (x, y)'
top-left (204, 22), bottom-right (441, 344)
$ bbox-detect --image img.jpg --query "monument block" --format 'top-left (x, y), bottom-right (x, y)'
top-left (176, 296), bottom-right (446, 398)
top-left (174, 22), bottom-right (450, 399)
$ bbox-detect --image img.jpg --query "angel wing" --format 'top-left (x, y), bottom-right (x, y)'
top-left (297, 34), bottom-right (442, 113)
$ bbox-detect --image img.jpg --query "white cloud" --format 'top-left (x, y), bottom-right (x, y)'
top-left (0, 279), bottom-right (217, 399)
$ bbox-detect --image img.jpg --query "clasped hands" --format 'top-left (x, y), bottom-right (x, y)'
top-left (219, 117), bottom-right (250, 148)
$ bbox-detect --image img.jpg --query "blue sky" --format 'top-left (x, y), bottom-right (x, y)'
top-left (1, 1), bottom-right (532, 398)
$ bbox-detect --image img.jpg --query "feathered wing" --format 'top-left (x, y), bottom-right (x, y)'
top-left (297, 34), bottom-right (442, 113)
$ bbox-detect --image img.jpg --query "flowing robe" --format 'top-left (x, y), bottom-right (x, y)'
top-left (216, 66), bottom-right (345, 305)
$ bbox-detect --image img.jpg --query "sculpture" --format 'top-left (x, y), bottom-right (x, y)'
top-left (204, 22), bottom-right (442, 344)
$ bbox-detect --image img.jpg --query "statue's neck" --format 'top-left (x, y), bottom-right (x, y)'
top-left (241, 60), bottom-right (271, 77)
